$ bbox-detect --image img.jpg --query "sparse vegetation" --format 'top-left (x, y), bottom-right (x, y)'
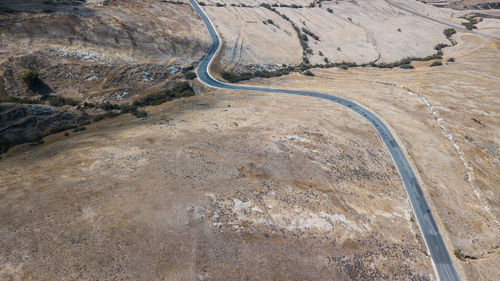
top-left (302, 28), bottom-right (320, 41)
top-left (447, 57), bottom-right (455, 62)
top-left (29, 140), bottom-right (45, 146)
top-left (73, 127), bottom-right (86, 133)
top-left (133, 82), bottom-right (195, 107)
top-left (399, 64), bottom-right (414, 69)
top-left (444, 28), bottom-right (456, 38)
top-left (454, 249), bottom-right (465, 261)
top-left (184, 71), bottom-right (197, 80)
top-left (303, 70), bottom-right (314, 76)
top-left (327, 8), bottom-right (333, 13)
top-left (462, 17), bottom-right (479, 30)
top-left (0, 6), bottom-right (15, 13)
top-left (434, 43), bottom-right (448, 50)
top-left (0, 96), bottom-right (38, 104)
top-left (46, 95), bottom-right (78, 107)
top-left (430, 61), bottom-right (443, 67)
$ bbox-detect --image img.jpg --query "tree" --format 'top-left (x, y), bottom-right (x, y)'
top-left (21, 70), bottom-right (39, 87)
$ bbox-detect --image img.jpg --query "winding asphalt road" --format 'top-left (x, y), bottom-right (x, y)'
top-left (189, 0), bottom-right (461, 280)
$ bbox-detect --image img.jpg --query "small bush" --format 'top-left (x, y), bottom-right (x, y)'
top-left (399, 64), bottom-right (414, 69)
top-left (434, 43), bottom-right (448, 50)
top-left (99, 102), bottom-right (120, 111)
top-left (64, 132), bottom-right (69, 137)
top-left (133, 82), bottom-right (195, 107)
top-left (73, 127), bottom-right (86, 132)
top-left (303, 70), bottom-right (314, 76)
top-left (462, 21), bottom-right (477, 30)
top-left (184, 71), bottom-right (197, 80)
top-left (302, 28), bottom-right (320, 41)
top-left (21, 70), bottom-right (39, 87)
top-left (119, 103), bottom-right (138, 114)
top-left (444, 28), bottom-right (456, 38)
top-left (46, 95), bottom-right (78, 107)
top-left (327, 8), bottom-right (333, 13)
top-left (430, 61), bottom-right (443, 67)
top-left (447, 57), bottom-right (455, 62)
top-left (134, 110), bottom-right (148, 118)
top-left (0, 6), bottom-right (15, 13)
top-left (454, 249), bottom-right (464, 261)
top-left (29, 140), bottom-right (45, 146)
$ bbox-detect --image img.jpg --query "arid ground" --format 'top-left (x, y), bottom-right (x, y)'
top-left (1, 0), bottom-right (499, 280)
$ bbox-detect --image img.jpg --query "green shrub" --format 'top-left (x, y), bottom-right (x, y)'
top-left (447, 57), bottom-right (455, 62)
top-left (399, 64), bottom-right (414, 69)
top-left (434, 43), bottom-right (449, 50)
top-left (29, 140), bottom-right (45, 146)
top-left (184, 71), bottom-right (197, 80)
top-left (444, 28), bottom-right (456, 38)
top-left (73, 127), bottom-right (86, 132)
top-left (64, 132), bottom-right (69, 137)
top-left (0, 6), bottom-right (15, 13)
top-left (133, 110), bottom-right (148, 118)
top-left (430, 61), bottom-right (443, 67)
top-left (46, 95), bottom-right (78, 107)
top-left (303, 70), bottom-right (314, 76)
top-left (21, 70), bottom-right (39, 87)
top-left (133, 82), bottom-right (195, 107)
top-left (454, 249), bottom-right (464, 261)
top-left (119, 103), bottom-right (138, 114)
top-left (327, 8), bottom-right (333, 13)
top-left (302, 28), bottom-right (320, 41)
top-left (99, 102), bottom-right (120, 111)
top-left (462, 21), bottom-right (477, 30)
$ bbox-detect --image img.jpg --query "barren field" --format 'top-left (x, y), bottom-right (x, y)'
top-left (203, 0), bottom-right (468, 70)
top-left (1, 89), bottom-right (434, 280)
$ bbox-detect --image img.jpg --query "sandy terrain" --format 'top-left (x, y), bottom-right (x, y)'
top-left (1, 88), bottom-right (434, 280)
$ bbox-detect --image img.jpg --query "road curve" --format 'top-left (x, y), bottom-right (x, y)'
top-left (188, 0), bottom-right (460, 280)
top-left (384, 0), bottom-right (500, 42)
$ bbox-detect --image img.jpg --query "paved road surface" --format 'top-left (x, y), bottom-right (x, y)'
top-left (188, 0), bottom-right (461, 280)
